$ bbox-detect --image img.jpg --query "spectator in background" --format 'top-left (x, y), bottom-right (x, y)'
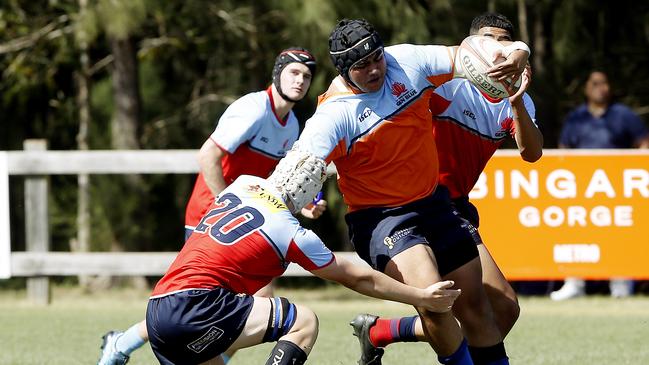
top-left (552, 70), bottom-right (649, 301)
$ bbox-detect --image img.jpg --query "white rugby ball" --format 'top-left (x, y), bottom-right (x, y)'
top-left (455, 35), bottom-right (522, 99)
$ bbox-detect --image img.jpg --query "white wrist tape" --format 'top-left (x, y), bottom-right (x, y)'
top-left (502, 41), bottom-right (531, 58)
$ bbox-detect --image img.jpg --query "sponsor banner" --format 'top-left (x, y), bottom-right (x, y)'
top-left (470, 150), bottom-right (649, 280)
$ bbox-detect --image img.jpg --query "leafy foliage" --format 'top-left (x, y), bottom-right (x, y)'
top-left (2, 0), bottom-right (649, 256)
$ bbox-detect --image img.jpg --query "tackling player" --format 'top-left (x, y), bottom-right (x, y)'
top-left (348, 13), bottom-right (543, 365)
top-left (294, 18), bottom-right (529, 365)
top-left (145, 149), bottom-right (461, 365)
top-left (97, 47), bottom-right (325, 365)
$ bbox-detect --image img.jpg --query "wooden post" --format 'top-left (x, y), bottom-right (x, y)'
top-left (0, 151), bottom-right (10, 279)
top-left (24, 140), bottom-right (51, 305)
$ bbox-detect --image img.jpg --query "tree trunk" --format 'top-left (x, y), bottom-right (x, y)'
top-left (74, 0), bottom-right (91, 289)
top-left (532, 2), bottom-right (546, 75)
top-left (108, 35), bottom-right (148, 289)
top-left (110, 37), bottom-right (140, 151)
top-left (517, 0), bottom-right (530, 44)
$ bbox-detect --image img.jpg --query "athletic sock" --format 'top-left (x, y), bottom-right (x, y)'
top-left (265, 340), bottom-right (307, 365)
top-left (369, 316), bottom-right (418, 347)
top-left (468, 342), bottom-right (509, 365)
top-left (439, 339), bottom-right (473, 365)
top-left (115, 323), bottom-right (147, 355)
top-left (221, 354), bottom-right (231, 364)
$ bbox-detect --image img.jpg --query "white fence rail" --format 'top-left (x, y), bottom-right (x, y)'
top-left (9, 252), bottom-right (364, 277)
top-left (1, 141), bottom-right (355, 304)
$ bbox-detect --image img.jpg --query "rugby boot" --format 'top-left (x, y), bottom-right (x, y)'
top-left (350, 313), bottom-right (384, 365)
top-left (97, 331), bottom-right (130, 365)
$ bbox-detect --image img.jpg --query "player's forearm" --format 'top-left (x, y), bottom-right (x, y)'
top-left (201, 163), bottom-right (227, 196)
top-left (343, 264), bottom-right (426, 307)
top-left (511, 99), bottom-right (543, 162)
top-left (197, 141), bottom-right (228, 196)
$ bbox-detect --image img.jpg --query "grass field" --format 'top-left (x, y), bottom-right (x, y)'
top-left (1, 285), bottom-right (648, 365)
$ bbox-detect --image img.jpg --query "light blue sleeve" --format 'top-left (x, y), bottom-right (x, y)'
top-left (288, 227), bottom-right (334, 270)
top-left (210, 93), bottom-right (264, 153)
top-left (295, 101), bottom-right (354, 161)
top-left (386, 44), bottom-right (455, 87)
top-left (522, 93), bottom-right (537, 125)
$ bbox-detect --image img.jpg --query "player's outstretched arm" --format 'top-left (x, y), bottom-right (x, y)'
top-left (509, 67), bottom-right (543, 162)
top-left (311, 256), bottom-right (460, 313)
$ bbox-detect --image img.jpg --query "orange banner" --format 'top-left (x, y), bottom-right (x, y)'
top-left (470, 150), bottom-right (649, 280)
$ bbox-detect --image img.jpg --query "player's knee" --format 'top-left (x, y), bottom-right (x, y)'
top-left (458, 289), bottom-right (493, 319)
top-left (262, 297), bottom-right (300, 343)
top-left (415, 305), bottom-right (450, 323)
top-left (507, 298), bottom-right (520, 323)
top-left (498, 298), bottom-right (520, 333)
top-left (292, 304), bottom-right (319, 339)
top-left (260, 297), bottom-right (319, 347)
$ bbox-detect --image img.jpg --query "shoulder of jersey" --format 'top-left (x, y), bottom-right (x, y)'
top-left (318, 76), bottom-right (357, 105)
top-left (237, 176), bottom-right (291, 213)
top-left (230, 90), bottom-right (269, 111)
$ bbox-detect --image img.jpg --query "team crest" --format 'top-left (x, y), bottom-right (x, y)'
top-left (391, 82), bottom-right (417, 106)
top-left (391, 82), bottom-right (407, 97)
top-left (245, 184), bottom-right (262, 193)
top-left (495, 117), bottom-right (514, 138)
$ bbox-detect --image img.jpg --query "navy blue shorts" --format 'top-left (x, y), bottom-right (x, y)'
top-left (450, 195), bottom-right (483, 245)
top-left (146, 288), bottom-right (254, 365)
top-left (345, 185), bottom-right (479, 276)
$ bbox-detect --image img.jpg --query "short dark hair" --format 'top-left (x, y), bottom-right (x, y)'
top-left (470, 12), bottom-right (514, 37)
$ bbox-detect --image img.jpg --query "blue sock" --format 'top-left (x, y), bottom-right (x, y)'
top-left (469, 342), bottom-right (509, 365)
top-left (397, 315), bottom-right (418, 342)
top-left (439, 339), bottom-right (473, 365)
top-left (221, 354), bottom-right (231, 364)
top-left (486, 359), bottom-right (509, 365)
top-left (115, 323), bottom-right (147, 355)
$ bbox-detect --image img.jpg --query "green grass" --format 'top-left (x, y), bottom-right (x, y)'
top-left (1, 286), bottom-right (648, 364)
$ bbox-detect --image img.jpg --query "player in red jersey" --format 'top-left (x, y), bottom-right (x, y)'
top-left (97, 47), bottom-right (325, 365)
top-left (145, 149), bottom-right (461, 365)
top-left (349, 13), bottom-right (543, 365)
top-left (184, 47), bottom-right (325, 241)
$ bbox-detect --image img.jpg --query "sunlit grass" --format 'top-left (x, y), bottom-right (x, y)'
top-left (1, 286), bottom-right (648, 364)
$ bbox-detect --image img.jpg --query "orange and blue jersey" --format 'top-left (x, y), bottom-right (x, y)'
top-left (430, 79), bottom-right (537, 198)
top-left (153, 175), bottom-right (334, 297)
top-left (185, 88), bottom-right (299, 231)
top-left (296, 44), bottom-right (456, 211)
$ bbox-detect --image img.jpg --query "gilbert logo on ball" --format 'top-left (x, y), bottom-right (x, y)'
top-left (455, 35), bottom-right (522, 99)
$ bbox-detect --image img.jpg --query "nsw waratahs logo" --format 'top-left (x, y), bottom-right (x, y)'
top-left (391, 82), bottom-right (407, 97)
top-left (391, 82), bottom-right (417, 106)
top-left (495, 117), bottom-right (514, 138)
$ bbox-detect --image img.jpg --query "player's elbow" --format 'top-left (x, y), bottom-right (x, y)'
top-left (520, 146), bottom-right (542, 163)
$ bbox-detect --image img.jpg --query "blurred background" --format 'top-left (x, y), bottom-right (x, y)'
top-left (2, 0), bottom-right (648, 291)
